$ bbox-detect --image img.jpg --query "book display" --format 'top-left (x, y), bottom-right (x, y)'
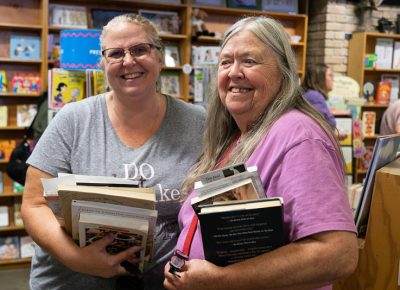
top-left (0, 0), bottom-right (308, 271)
top-left (347, 31), bottom-right (400, 183)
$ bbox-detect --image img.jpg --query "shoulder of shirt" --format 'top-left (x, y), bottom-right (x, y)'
top-left (166, 94), bottom-right (206, 117)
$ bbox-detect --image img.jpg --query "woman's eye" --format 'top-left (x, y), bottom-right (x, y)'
top-left (219, 60), bottom-right (231, 67)
top-left (243, 59), bottom-right (257, 64)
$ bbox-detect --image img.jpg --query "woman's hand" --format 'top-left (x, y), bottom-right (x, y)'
top-left (68, 234), bottom-right (142, 278)
top-left (164, 259), bottom-right (224, 290)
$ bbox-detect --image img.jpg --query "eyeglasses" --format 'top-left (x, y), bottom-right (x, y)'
top-left (102, 43), bottom-right (160, 64)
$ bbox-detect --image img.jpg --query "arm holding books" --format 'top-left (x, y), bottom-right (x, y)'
top-left (21, 166), bottom-right (141, 278)
top-left (164, 230), bottom-right (357, 290)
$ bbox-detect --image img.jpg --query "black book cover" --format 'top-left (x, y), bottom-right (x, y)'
top-left (198, 198), bottom-right (284, 266)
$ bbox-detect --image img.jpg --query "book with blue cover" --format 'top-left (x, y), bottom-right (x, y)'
top-left (60, 30), bottom-right (101, 70)
top-left (10, 34), bottom-right (41, 60)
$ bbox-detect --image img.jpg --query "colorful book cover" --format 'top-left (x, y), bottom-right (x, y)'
top-left (0, 70), bottom-right (7, 92)
top-left (362, 111), bottom-right (376, 137)
top-left (9, 34), bottom-right (41, 60)
top-left (0, 236), bottom-right (20, 259)
top-left (11, 73), bottom-right (41, 94)
top-left (375, 81), bottom-right (391, 105)
top-left (0, 106), bottom-right (8, 127)
top-left (0, 140), bottom-right (16, 161)
top-left (0, 206), bottom-right (9, 227)
top-left (93, 70), bottom-right (107, 95)
top-left (60, 30), bottom-right (101, 70)
top-left (49, 69), bottom-right (86, 110)
top-left (17, 104), bottom-right (37, 127)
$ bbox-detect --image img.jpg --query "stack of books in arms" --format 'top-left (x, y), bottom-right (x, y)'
top-left (191, 163), bottom-right (284, 266)
top-left (41, 174), bottom-right (157, 271)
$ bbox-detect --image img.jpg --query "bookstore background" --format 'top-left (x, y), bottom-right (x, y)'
top-left (0, 0), bottom-right (400, 289)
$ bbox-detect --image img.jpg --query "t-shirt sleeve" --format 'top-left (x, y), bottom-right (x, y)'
top-left (275, 139), bottom-right (356, 241)
top-left (27, 105), bottom-right (75, 176)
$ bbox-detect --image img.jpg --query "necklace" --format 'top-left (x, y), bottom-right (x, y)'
top-left (109, 93), bottom-right (163, 147)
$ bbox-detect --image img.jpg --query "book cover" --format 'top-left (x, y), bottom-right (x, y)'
top-left (58, 184), bottom-right (155, 235)
top-left (381, 74), bottom-right (399, 104)
top-left (9, 34), bottom-right (41, 60)
top-left (198, 197), bottom-right (284, 266)
top-left (49, 4), bottom-right (88, 29)
top-left (335, 118), bottom-right (352, 146)
top-left (138, 10), bottom-right (180, 35)
top-left (13, 201), bottom-right (23, 226)
top-left (164, 46), bottom-right (180, 67)
top-left (11, 73), bottom-right (41, 94)
top-left (20, 236), bottom-right (35, 258)
top-left (0, 140), bottom-right (16, 161)
top-left (17, 104), bottom-right (37, 127)
top-left (0, 171), bottom-right (3, 193)
top-left (160, 71), bottom-right (180, 98)
top-left (71, 200), bottom-right (157, 269)
top-left (0, 206), bottom-right (9, 227)
top-left (195, 166), bottom-right (265, 199)
top-left (0, 70), bottom-right (7, 92)
top-left (60, 30), bottom-right (101, 70)
top-left (79, 211), bottom-right (148, 270)
top-left (0, 236), bottom-right (20, 259)
top-left (355, 134), bottom-right (400, 233)
top-left (375, 80), bottom-right (391, 105)
top-left (192, 177), bottom-right (263, 214)
top-left (91, 9), bottom-right (126, 29)
top-left (0, 106), bottom-right (8, 127)
top-left (374, 38), bottom-right (394, 69)
top-left (361, 111), bottom-right (376, 137)
top-left (49, 69), bottom-right (86, 110)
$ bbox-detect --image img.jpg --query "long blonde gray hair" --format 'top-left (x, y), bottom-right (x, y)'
top-left (182, 16), bottom-right (341, 194)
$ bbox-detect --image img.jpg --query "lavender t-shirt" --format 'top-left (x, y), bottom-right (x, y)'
top-left (176, 109), bottom-right (356, 290)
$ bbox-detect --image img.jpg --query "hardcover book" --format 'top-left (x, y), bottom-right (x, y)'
top-left (138, 10), bottom-right (180, 35)
top-left (0, 236), bottom-right (20, 259)
top-left (355, 134), bottom-right (400, 234)
top-left (335, 117), bottom-right (352, 146)
top-left (13, 202), bottom-right (23, 226)
top-left (0, 206), bottom-right (9, 227)
top-left (0, 70), bottom-right (7, 92)
top-left (9, 34), bottom-right (41, 60)
top-left (164, 46), bottom-right (180, 67)
top-left (79, 211), bottom-right (148, 270)
top-left (374, 38), bottom-right (394, 69)
top-left (198, 197), bottom-right (284, 266)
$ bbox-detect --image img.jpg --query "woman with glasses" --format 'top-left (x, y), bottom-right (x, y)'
top-left (22, 14), bottom-right (205, 290)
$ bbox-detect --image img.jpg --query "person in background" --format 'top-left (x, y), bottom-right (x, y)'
top-left (164, 16), bottom-right (358, 290)
top-left (302, 64), bottom-right (336, 127)
top-left (380, 99), bottom-right (400, 134)
top-left (22, 14), bottom-right (205, 290)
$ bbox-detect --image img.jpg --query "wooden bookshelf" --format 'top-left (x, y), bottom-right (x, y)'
top-left (0, 0), bottom-right (309, 270)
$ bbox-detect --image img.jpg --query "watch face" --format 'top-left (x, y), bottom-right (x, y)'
top-left (170, 255), bottom-right (185, 269)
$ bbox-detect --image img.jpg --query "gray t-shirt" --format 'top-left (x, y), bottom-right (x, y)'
top-left (27, 94), bottom-right (206, 290)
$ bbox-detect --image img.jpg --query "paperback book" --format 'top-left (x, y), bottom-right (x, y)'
top-left (20, 236), bottom-right (35, 258)
top-left (9, 34), bottom-right (41, 60)
top-left (198, 197), bottom-right (284, 266)
top-left (79, 212), bottom-right (148, 271)
top-left (160, 71), bottom-right (180, 98)
top-left (17, 104), bottom-right (37, 127)
top-left (0, 236), bottom-right (20, 259)
top-left (0, 106), bottom-right (8, 127)
top-left (71, 199), bottom-right (157, 269)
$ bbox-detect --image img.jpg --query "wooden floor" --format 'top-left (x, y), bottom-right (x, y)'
top-left (0, 268), bottom-right (30, 290)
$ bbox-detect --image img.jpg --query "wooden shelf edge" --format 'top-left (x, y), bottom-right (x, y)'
top-left (0, 126), bottom-right (26, 131)
top-left (0, 192), bottom-right (23, 198)
top-left (0, 225), bottom-right (25, 232)
top-left (0, 57), bottom-right (42, 64)
top-left (0, 257), bottom-right (31, 270)
top-left (0, 93), bottom-right (41, 98)
top-left (0, 23), bottom-right (42, 30)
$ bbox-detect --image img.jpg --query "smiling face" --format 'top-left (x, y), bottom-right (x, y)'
top-left (325, 67), bottom-right (333, 92)
top-left (218, 30), bottom-right (282, 132)
top-left (102, 22), bottom-right (163, 100)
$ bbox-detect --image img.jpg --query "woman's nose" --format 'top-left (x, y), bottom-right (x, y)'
top-left (228, 61), bottom-right (244, 80)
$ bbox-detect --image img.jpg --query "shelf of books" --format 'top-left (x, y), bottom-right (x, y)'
top-left (0, 0), bottom-right (309, 269)
top-left (347, 31), bottom-right (400, 183)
